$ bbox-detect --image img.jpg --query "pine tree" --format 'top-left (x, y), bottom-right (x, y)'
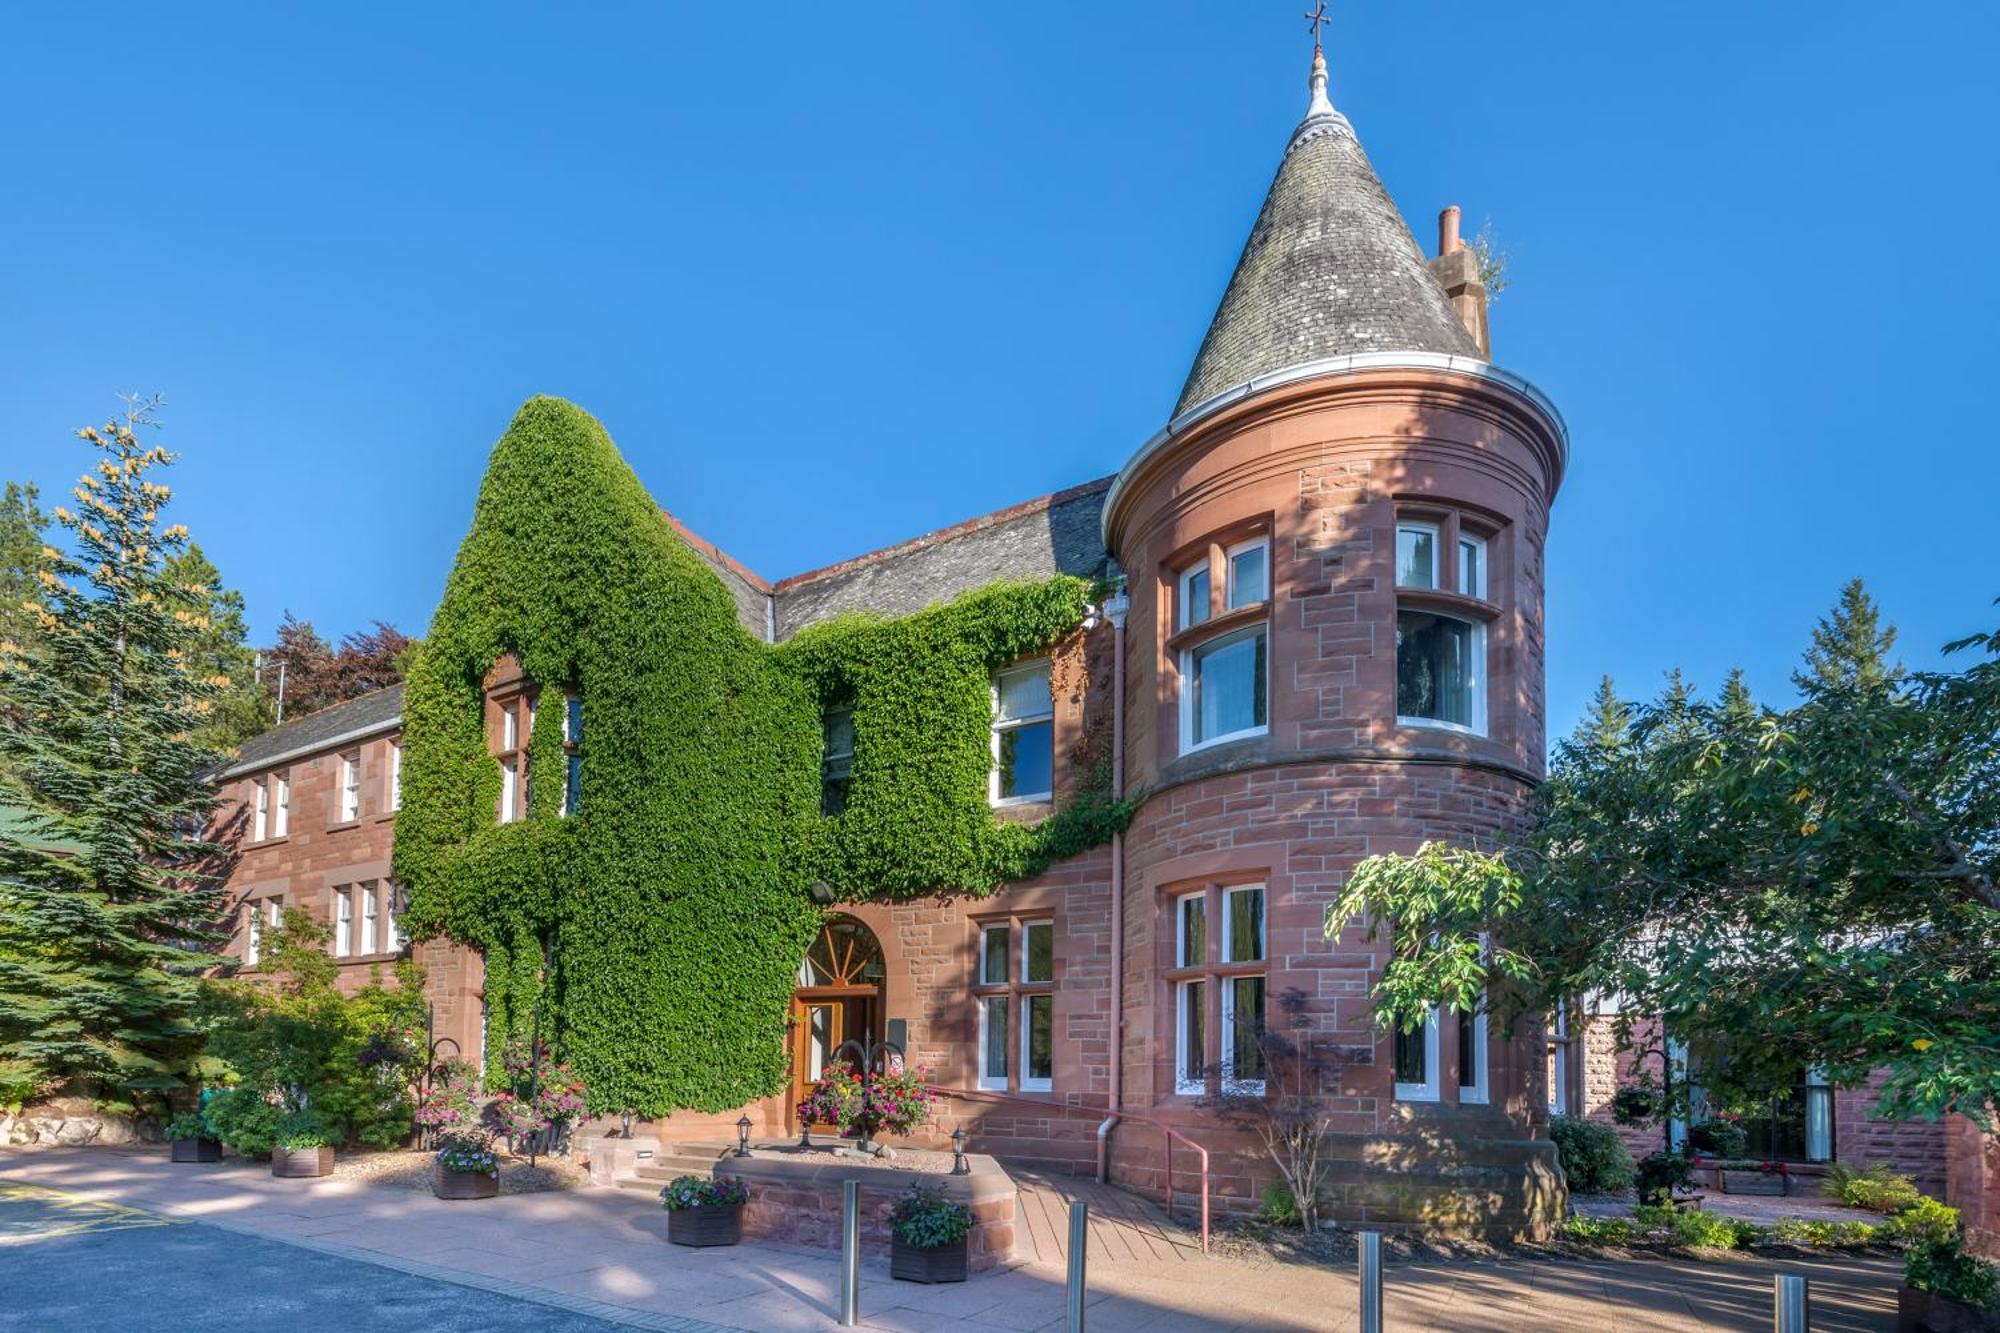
top-left (163, 543), bottom-right (271, 749)
top-left (0, 480), bottom-right (49, 655)
top-left (0, 398), bottom-right (231, 1099)
top-left (1796, 577), bottom-right (1899, 694)
top-left (1574, 675), bottom-right (1630, 752)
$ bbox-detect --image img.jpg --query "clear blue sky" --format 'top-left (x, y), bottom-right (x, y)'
top-left (3, 3), bottom-right (1994, 743)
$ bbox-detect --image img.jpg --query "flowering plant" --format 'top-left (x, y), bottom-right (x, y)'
top-left (436, 1129), bottom-right (500, 1178)
top-left (888, 1182), bottom-right (972, 1250)
top-left (795, 1062), bottom-right (935, 1142)
top-left (484, 1039), bottom-right (587, 1150)
top-left (659, 1174), bottom-right (749, 1211)
top-left (415, 1060), bottom-right (481, 1132)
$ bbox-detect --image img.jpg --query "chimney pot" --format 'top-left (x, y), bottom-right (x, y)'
top-left (1438, 205), bottom-right (1463, 256)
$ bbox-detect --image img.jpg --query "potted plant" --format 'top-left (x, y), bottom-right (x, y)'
top-left (1898, 1236), bottom-right (2000, 1332)
top-left (164, 1112), bottom-right (221, 1164)
top-left (794, 1061), bottom-right (935, 1155)
top-left (1718, 1158), bottom-right (1789, 1196)
top-left (888, 1183), bottom-right (973, 1284)
top-left (661, 1175), bottom-right (749, 1247)
top-left (270, 1110), bottom-right (338, 1178)
top-left (433, 1130), bottom-right (501, 1200)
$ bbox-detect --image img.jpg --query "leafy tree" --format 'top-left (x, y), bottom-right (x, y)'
top-left (0, 398), bottom-right (231, 1100)
top-left (163, 543), bottom-right (271, 750)
top-left (0, 480), bottom-right (49, 655)
top-left (1330, 580), bottom-right (2000, 1124)
top-left (262, 612), bottom-right (411, 720)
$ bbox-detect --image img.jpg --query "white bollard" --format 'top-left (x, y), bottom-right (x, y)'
top-left (1359, 1230), bottom-right (1383, 1333)
top-left (1774, 1273), bottom-right (1808, 1332)
top-left (839, 1179), bottom-right (860, 1327)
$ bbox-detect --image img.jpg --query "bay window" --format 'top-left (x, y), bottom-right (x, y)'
top-left (1396, 611), bottom-right (1482, 731)
top-left (1396, 522), bottom-right (1438, 589)
top-left (1182, 625), bottom-right (1267, 750)
top-left (1394, 1006), bottom-right (1441, 1102)
top-left (1455, 1003), bottom-right (1488, 1105)
top-left (1173, 530), bottom-right (1272, 756)
top-left (1170, 882), bottom-right (1268, 1095)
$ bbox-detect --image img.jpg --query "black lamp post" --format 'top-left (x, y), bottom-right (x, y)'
top-left (735, 1115), bottom-right (753, 1158)
top-left (951, 1126), bottom-right (969, 1175)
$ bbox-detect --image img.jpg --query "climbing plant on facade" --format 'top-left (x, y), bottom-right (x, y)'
top-left (395, 397), bottom-right (1129, 1118)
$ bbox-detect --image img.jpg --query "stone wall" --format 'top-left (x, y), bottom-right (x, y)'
top-left (1945, 1114), bottom-right (2000, 1259)
top-left (0, 1097), bottom-right (159, 1148)
top-left (1834, 1071), bottom-right (1948, 1198)
top-left (727, 1154), bottom-right (1017, 1273)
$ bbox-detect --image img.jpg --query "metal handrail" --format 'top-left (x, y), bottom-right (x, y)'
top-left (934, 1087), bottom-right (1211, 1254)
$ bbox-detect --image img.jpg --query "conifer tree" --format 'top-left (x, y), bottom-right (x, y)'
top-left (163, 543), bottom-right (271, 749)
top-left (0, 480), bottom-right (49, 655)
top-left (0, 398), bottom-right (231, 1099)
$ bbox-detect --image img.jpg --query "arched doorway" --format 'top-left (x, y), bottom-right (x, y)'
top-left (790, 915), bottom-right (887, 1126)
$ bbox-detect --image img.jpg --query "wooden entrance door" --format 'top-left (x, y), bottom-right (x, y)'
top-left (790, 916), bottom-right (886, 1127)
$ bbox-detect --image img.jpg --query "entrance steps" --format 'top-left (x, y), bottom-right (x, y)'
top-left (612, 1141), bottom-right (734, 1195)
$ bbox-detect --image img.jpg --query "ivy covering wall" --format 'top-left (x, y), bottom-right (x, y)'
top-left (396, 397), bottom-right (1129, 1116)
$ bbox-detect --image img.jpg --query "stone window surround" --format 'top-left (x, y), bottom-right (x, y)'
top-left (1393, 502), bottom-right (1505, 740)
top-left (989, 658), bottom-right (1056, 807)
top-left (237, 884), bottom-right (285, 968)
top-left (969, 913), bottom-right (1056, 1095)
top-left (1162, 876), bottom-right (1269, 1099)
top-left (489, 682), bottom-right (537, 823)
top-left (1164, 516), bottom-right (1274, 758)
top-left (335, 748), bottom-right (362, 826)
top-left (248, 768), bottom-right (291, 845)
top-left (386, 736), bottom-right (403, 817)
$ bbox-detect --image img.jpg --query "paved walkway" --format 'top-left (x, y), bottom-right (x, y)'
top-left (0, 1148), bottom-right (1902, 1331)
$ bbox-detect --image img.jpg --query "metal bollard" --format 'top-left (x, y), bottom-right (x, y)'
top-left (1358, 1231), bottom-right (1383, 1333)
top-left (1774, 1274), bottom-right (1808, 1332)
top-left (839, 1179), bottom-right (860, 1327)
top-left (1066, 1201), bottom-right (1089, 1332)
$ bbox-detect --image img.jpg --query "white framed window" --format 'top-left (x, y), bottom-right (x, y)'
top-left (1177, 560), bottom-right (1212, 632)
top-left (1173, 891), bottom-right (1207, 1095)
top-left (1220, 886), bottom-right (1267, 1093)
top-left (1180, 624), bottom-right (1268, 752)
top-left (339, 750), bottom-right (361, 822)
top-left (253, 780), bottom-right (269, 842)
top-left (501, 702), bottom-right (518, 751)
top-left (272, 772), bottom-right (290, 837)
top-left (389, 740), bottom-right (403, 812)
top-left (979, 923), bottom-right (1010, 986)
top-left (1222, 885), bottom-right (1264, 965)
top-left (1396, 611), bottom-right (1485, 734)
top-left (1546, 1008), bottom-right (1571, 1116)
top-left (1225, 537), bottom-right (1269, 610)
top-left (1022, 920), bottom-right (1054, 984)
top-left (245, 902), bottom-right (263, 965)
top-left (334, 887), bottom-right (352, 957)
top-left (1458, 534), bottom-right (1487, 600)
top-left (1455, 1003), bottom-right (1489, 1105)
top-left (977, 994), bottom-right (1009, 1090)
top-left (499, 755), bottom-right (519, 823)
top-left (360, 883), bottom-right (378, 955)
top-left (1396, 522), bottom-right (1439, 589)
top-left (1394, 1006), bottom-right (1442, 1102)
top-left (991, 661), bottom-right (1054, 804)
top-left (1021, 991), bottom-right (1053, 1092)
top-left (383, 882), bottom-right (403, 953)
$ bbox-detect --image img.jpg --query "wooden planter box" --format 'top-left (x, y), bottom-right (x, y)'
top-left (891, 1234), bottom-right (969, 1284)
top-left (434, 1165), bottom-right (500, 1200)
top-left (667, 1203), bottom-right (743, 1247)
top-left (270, 1146), bottom-right (335, 1178)
top-left (170, 1138), bottom-right (221, 1163)
top-left (1720, 1170), bottom-right (1787, 1196)
top-left (1899, 1285), bottom-right (2000, 1332)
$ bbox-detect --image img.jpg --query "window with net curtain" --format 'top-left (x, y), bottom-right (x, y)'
top-left (1396, 611), bottom-right (1478, 729)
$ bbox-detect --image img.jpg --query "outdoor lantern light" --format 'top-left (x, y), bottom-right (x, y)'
top-left (808, 881), bottom-right (837, 906)
top-left (735, 1115), bottom-right (753, 1158)
top-left (951, 1126), bottom-right (969, 1175)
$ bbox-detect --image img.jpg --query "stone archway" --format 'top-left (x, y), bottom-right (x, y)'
top-left (789, 914), bottom-right (887, 1127)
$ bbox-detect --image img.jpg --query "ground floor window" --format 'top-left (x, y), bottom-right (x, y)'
top-left (1547, 1007), bottom-right (1574, 1115)
top-left (1394, 1006), bottom-right (1441, 1101)
top-left (1455, 1002), bottom-right (1488, 1104)
top-left (1167, 882), bottom-right (1267, 1095)
top-left (973, 916), bottom-right (1054, 1092)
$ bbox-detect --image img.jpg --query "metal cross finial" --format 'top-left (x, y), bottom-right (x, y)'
top-left (1303, 1), bottom-right (1330, 52)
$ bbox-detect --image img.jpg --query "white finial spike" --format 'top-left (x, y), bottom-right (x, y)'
top-left (1306, 47), bottom-right (1335, 118)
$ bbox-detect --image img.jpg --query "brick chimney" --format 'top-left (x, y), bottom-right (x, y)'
top-left (1427, 205), bottom-right (1491, 357)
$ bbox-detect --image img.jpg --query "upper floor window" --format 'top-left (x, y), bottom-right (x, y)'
top-left (494, 696), bottom-right (530, 823)
top-left (561, 692), bottom-right (582, 817)
top-left (388, 740), bottom-right (403, 812)
top-left (991, 662), bottom-right (1054, 804)
top-left (1183, 625), bottom-right (1267, 751)
top-left (1397, 522), bottom-right (1439, 589)
top-left (1225, 538), bottom-right (1268, 610)
top-left (1177, 561), bottom-right (1211, 631)
top-left (253, 780), bottom-right (269, 842)
top-left (339, 750), bottom-right (361, 822)
top-left (821, 707), bottom-right (855, 816)
top-left (1397, 513), bottom-right (1492, 601)
top-left (272, 772), bottom-right (290, 837)
top-left (1396, 612), bottom-right (1483, 732)
top-left (1458, 534), bottom-right (1486, 601)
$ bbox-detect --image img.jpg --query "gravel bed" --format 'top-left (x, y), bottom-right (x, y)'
top-left (747, 1142), bottom-right (960, 1174)
top-left (330, 1150), bottom-right (588, 1195)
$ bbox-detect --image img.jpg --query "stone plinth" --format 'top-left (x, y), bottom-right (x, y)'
top-left (717, 1149), bottom-right (1016, 1272)
top-left (577, 1132), bottom-right (663, 1188)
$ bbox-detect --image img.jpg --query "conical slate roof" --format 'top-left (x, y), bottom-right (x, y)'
top-left (1173, 51), bottom-right (1479, 418)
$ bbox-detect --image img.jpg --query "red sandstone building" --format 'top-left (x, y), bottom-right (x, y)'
top-left (213, 48), bottom-right (1990, 1242)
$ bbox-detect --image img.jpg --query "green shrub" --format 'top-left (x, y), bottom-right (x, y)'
top-left (1561, 1215), bottom-right (1635, 1246)
top-left (1635, 1149), bottom-right (1692, 1204)
top-left (1686, 1116), bottom-right (1748, 1160)
top-left (888, 1183), bottom-right (974, 1250)
top-left (161, 1111), bottom-right (211, 1142)
top-left (1824, 1161), bottom-right (1924, 1214)
top-left (1884, 1197), bottom-right (1963, 1250)
top-left (272, 1110), bottom-right (337, 1150)
top-left (1906, 1238), bottom-right (1999, 1310)
top-left (1668, 1208), bottom-right (1745, 1251)
top-left (1549, 1115), bottom-right (1637, 1194)
top-left (1260, 1181), bottom-right (1302, 1227)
